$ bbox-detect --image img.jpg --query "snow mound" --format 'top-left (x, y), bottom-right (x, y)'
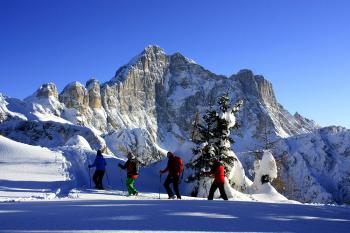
top-left (0, 135), bottom-right (69, 201)
top-left (65, 135), bottom-right (92, 150)
top-left (253, 151), bottom-right (278, 187)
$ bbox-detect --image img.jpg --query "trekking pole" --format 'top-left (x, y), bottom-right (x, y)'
top-left (119, 167), bottom-right (125, 194)
top-left (88, 167), bottom-right (92, 189)
top-left (159, 173), bottom-right (162, 199)
top-left (105, 170), bottom-right (110, 186)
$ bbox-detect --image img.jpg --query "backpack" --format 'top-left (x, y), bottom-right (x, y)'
top-left (127, 159), bottom-right (139, 175)
top-left (173, 156), bottom-right (184, 175)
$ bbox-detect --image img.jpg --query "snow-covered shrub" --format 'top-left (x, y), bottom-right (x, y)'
top-left (252, 150), bottom-right (278, 191)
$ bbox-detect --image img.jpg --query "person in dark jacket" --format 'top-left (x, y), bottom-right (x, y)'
top-left (118, 152), bottom-right (139, 196)
top-left (160, 151), bottom-right (184, 199)
top-left (205, 160), bottom-right (228, 200)
top-left (88, 149), bottom-right (107, 190)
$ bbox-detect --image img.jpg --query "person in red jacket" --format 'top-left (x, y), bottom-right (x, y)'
top-left (160, 151), bottom-right (184, 199)
top-left (118, 152), bottom-right (139, 196)
top-left (206, 160), bottom-right (228, 200)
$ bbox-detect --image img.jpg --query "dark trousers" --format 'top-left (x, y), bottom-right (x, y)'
top-left (208, 182), bottom-right (228, 200)
top-left (93, 170), bottom-right (105, 189)
top-left (164, 175), bottom-right (181, 199)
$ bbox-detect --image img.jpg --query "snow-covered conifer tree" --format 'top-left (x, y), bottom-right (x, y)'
top-left (187, 93), bottom-right (246, 196)
top-left (213, 93), bottom-right (242, 173)
top-left (186, 106), bottom-right (217, 196)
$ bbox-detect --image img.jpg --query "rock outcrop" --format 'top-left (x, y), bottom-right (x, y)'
top-left (35, 83), bottom-right (59, 99)
top-left (86, 79), bottom-right (102, 109)
top-left (59, 82), bottom-right (89, 112)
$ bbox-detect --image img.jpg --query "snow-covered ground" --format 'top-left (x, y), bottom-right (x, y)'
top-left (1, 197), bottom-right (350, 233)
top-left (1, 135), bottom-right (350, 232)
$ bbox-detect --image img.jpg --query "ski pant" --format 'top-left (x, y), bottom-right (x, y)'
top-left (164, 175), bottom-right (181, 199)
top-left (126, 177), bottom-right (138, 195)
top-left (208, 182), bottom-right (228, 200)
top-left (93, 170), bottom-right (105, 189)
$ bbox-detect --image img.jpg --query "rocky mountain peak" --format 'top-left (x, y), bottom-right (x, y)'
top-left (294, 112), bottom-right (320, 130)
top-left (142, 44), bottom-right (165, 56)
top-left (59, 82), bottom-right (89, 110)
top-left (34, 83), bottom-right (59, 100)
top-left (170, 52), bottom-right (197, 66)
top-left (111, 45), bottom-right (168, 84)
top-left (234, 69), bottom-right (278, 107)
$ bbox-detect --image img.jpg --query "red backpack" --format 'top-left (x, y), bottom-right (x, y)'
top-left (171, 156), bottom-right (184, 176)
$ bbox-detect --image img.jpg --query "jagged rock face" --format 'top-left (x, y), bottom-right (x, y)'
top-left (294, 112), bottom-right (319, 131)
top-left (86, 79), bottom-right (102, 109)
top-left (35, 83), bottom-right (59, 99)
top-left (59, 82), bottom-right (89, 111)
top-left (0, 118), bottom-right (108, 151)
top-left (51, 45), bottom-right (318, 157)
top-left (0, 94), bottom-right (8, 123)
top-left (234, 70), bottom-right (278, 108)
top-left (272, 126), bottom-right (350, 204)
top-left (238, 126), bottom-right (350, 204)
top-left (101, 46), bottom-right (169, 133)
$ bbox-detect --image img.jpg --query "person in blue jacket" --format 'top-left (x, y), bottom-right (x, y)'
top-left (88, 149), bottom-right (106, 190)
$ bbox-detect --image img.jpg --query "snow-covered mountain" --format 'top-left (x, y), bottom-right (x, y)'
top-left (0, 45), bottom-right (349, 204)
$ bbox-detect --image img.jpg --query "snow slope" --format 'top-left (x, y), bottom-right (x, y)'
top-left (0, 134), bottom-right (288, 203)
top-left (0, 136), bottom-right (69, 201)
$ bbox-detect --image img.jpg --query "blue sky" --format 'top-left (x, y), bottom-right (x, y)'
top-left (0, 0), bottom-right (349, 128)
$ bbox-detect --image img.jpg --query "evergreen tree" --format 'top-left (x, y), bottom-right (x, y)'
top-left (213, 93), bottom-right (243, 174)
top-left (186, 106), bottom-right (217, 184)
top-left (186, 92), bottom-right (243, 196)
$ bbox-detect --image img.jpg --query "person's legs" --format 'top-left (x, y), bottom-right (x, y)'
top-left (127, 177), bottom-right (137, 195)
top-left (218, 183), bottom-right (228, 200)
top-left (208, 182), bottom-right (219, 200)
top-left (172, 176), bottom-right (181, 199)
top-left (97, 170), bottom-right (105, 189)
top-left (92, 171), bottom-right (99, 188)
top-left (164, 175), bottom-right (174, 198)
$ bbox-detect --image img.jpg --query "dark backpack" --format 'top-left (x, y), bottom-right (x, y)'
top-left (127, 159), bottom-right (139, 175)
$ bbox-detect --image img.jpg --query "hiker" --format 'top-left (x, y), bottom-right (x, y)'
top-left (88, 149), bottom-right (107, 190)
top-left (118, 152), bottom-right (139, 196)
top-left (160, 151), bottom-right (184, 199)
top-left (204, 160), bottom-right (228, 200)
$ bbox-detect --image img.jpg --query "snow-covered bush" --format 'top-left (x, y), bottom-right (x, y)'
top-left (252, 151), bottom-right (278, 191)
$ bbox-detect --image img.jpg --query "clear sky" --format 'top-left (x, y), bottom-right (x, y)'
top-left (0, 0), bottom-right (349, 128)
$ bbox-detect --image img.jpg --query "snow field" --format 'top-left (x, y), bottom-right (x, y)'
top-left (0, 199), bottom-right (350, 233)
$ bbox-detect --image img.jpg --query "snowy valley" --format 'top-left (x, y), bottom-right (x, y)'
top-left (1, 45), bottom-right (350, 232)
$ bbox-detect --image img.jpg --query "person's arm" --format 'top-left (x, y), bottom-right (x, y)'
top-left (118, 160), bottom-right (128, 169)
top-left (160, 160), bottom-right (170, 173)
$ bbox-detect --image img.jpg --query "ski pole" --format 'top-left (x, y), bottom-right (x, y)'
top-left (159, 173), bottom-right (162, 199)
top-left (88, 167), bottom-right (92, 189)
top-left (119, 167), bottom-right (125, 193)
top-left (105, 170), bottom-right (110, 186)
